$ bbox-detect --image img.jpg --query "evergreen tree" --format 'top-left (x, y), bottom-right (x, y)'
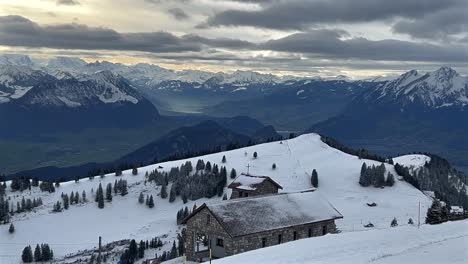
top-left (386, 173), bottom-right (395, 187)
top-left (138, 240), bottom-right (145, 259)
top-left (253, 151), bottom-right (258, 159)
top-left (205, 161), bottom-right (212, 172)
top-left (160, 182), bottom-right (168, 199)
top-left (148, 195), bottom-right (154, 208)
top-left (132, 166), bottom-right (138, 176)
top-left (426, 200), bottom-right (444, 224)
top-left (53, 201), bottom-right (62, 212)
top-left (170, 241), bottom-right (177, 259)
top-left (390, 217), bottom-right (398, 227)
top-left (82, 190), bottom-right (87, 203)
top-left (120, 180), bottom-right (128, 196)
top-left (138, 192), bottom-right (144, 204)
top-left (311, 169), bottom-right (319, 188)
top-left (96, 183), bottom-right (105, 209)
top-left (359, 163), bottom-right (371, 187)
top-left (128, 239), bottom-right (138, 262)
top-left (169, 185), bottom-right (176, 203)
top-left (272, 163), bottom-right (276, 170)
top-left (115, 167), bottom-right (122, 176)
top-left (34, 244), bottom-right (42, 262)
top-left (230, 168), bottom-right (237, 179)
top-left (22, 245), bottom-right (33, 263)
top-left (106, 183), bottom-right (113, 202)
top-left (408, 218), bottom-right (414, 225)
top-left (63, 194), bottom-right (69, 210)
top-left (222, 155), bottom-right (226, 163)
top-left (8, 223), bottom-right (14, 233)
top-left (196, 159), bottom-right (205, 171)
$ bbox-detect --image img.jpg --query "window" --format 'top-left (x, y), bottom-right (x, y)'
top-left (277, 234), bottom-right (282, 244)
top-left (207, 214), bottom-right (210, 224)
top-left (308, 228), bottom-right (312, 237)
top-left (239, 191), bottom-right (243, 197)
top-left (261, 238), bottom-right (267, 248)
top-left (293, 231), bottom-right (298, 240)
top-left (322, 225), bottom-right (327, 235)
top-left (216, 238), bottom-right (224, 247)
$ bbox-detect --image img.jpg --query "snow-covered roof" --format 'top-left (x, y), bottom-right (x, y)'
top-left (228, 173), bottom-right (282, 191)
top-left (450, 206), bottom-right (464, 213)
top-left (183, 191), bottom-right (342, 237)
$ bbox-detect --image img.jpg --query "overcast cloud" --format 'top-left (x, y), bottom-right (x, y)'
top-left (0, 0), bottom-right (466, 77)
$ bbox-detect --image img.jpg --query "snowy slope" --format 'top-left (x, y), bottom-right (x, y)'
top-left (208, 220), bottom-right (468, 264)
top-left (393, 155), bottom-right (431, 169)
top-left (0, 134), bottom-right (432, 262)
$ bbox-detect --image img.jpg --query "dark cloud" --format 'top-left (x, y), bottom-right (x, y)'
top-left (392, 5), bottom-right (468, 41)
top-left (0, 16), bottom-right (252, 53)
top-left (56, 0), bottom-right (80, 6)
top-left (202, 0), bottom-right (464, 30)
top-left (168, 8), bottom-right (190, 20)
top-left (261, 29), bottom-right (468, 62)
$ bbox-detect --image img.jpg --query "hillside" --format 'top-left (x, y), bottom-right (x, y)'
top-left (0, 133), bottom-right (432, 263)
top-left (209, 220), bottom-right (468, 264)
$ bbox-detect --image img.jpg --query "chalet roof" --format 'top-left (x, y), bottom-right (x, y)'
top-left (182, 191), bottom-right (343, 237)
top-left (228, 173), bottom-right (283, 191)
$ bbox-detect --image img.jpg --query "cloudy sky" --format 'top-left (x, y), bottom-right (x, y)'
top-left (0, 0), bottom-right (467, 78)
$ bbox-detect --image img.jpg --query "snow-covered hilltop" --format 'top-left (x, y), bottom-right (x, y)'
top-left (0, 133), bottom-right (433, 263)
top-left (369, 67), bottom-right (468, 108)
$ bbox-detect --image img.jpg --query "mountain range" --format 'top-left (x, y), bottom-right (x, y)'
top-left (309, 67), bottom-right (468, 168)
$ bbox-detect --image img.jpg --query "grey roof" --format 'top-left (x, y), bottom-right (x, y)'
top-left (200, 191), bottom-right (343, 237)
top-left (228, 173), bottom-right (283, 190)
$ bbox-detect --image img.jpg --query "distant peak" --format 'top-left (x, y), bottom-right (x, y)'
top-left (432, 66), bottom-right (458, 77)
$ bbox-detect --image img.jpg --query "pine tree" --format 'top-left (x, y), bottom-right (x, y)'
top-left (132, 166), bottom-right (138, 176)
top-left (138, 192), bottom-right (144, 204)
top-left (63, 194), bottom-right (69, 210)
top-left (8, 223), bottom-right (14, 233)
top-left (34, 244), bottom-right (42, 262)
top-left (390, 217), bottom-right (398, 227)
top-left (138, 240), bottom-right (145, 259)
top-left (96, 183), bottom-right (104, 209)
top-left (311, 169), bottom-right (319, 188)
top-left (148, 195), bottom-right (154, 208)
top-left (272, 163), bottom-right (276, 170)
top-left (120, 180), bottom-right (128, 196)
top-left (386, 173), bottom-right (395, 187)
top-left (359, 163), bottom-right (371, 187)
top-left (160, 182), bottom-right (168, 199)
top-left (128, 239), bottom-right (138, 262)
top-left (205, 161), bottom-right (212, 172)
top-left (82, 190), bottom-right (87, 203)
top-left (22, 245), bottom-right (33, 263)
top-left (408, 218), bottom-right (414, 225)
top-left (230, 168), bottom-right (237, 179)
top-left (253, 151), bottom-right (258, 159)
top-left (170, 241), bottom-right (178, 259)
top-left (222, 155), bottom-right (226, 163)
top-left (106, 183), bottom-right (113, 202)
top-left (169, 185), bottom-right (176, 203)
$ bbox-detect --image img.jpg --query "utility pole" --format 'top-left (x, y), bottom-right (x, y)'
top-left (418, 202), bottom-right (420, 229)
top-left (246, 164), bottom-right (251, 175)
top-left (98, 236), bottom-right (102, 264)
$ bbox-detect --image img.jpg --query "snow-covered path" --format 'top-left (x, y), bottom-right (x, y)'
top-left (209, 220), bottom-right (468, 264)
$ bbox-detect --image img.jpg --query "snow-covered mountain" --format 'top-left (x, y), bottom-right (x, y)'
top-left (0, 65), bottom-right (159, 135)
top-left (0, 54), bottom-right (34, 67)
top-left (365, 67), bottom-right (468, 108)
top-left (0, 133), bottom-right (433, 263)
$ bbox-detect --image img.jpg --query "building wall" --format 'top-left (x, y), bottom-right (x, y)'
top-left (230, 180), bottom-right (279, 199)
top-left (185, 207), bottom-right (337, 262)
top-left (185, 208), bottom-right (234, 262)
top-left (230, 220), bottom-right (336, 255)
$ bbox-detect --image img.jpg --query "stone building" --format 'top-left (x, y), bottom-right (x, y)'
top-left (181, 191), bottom-right (343, 262)
top-left (228, 173), bottom-right (283, 199)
